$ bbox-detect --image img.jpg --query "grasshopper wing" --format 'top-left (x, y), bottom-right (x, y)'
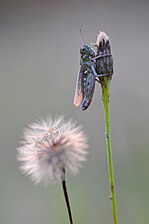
top-left (73, 66), bottom-right (84, 106)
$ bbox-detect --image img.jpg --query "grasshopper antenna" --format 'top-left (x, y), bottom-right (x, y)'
top-left (79, 28), bottom-right (85, 44)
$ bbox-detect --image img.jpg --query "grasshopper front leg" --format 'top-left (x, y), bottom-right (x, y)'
top-left (91, 64), bottom-right (109, 78)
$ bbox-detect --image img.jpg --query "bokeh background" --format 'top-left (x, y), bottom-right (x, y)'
top-left (1, 0), bottom-right (149, 223)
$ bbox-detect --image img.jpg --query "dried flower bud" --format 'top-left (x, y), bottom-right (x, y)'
top-left (17, 117), bottom-right (88, 185)
top-left (96, 31), bottom-right (113, 80)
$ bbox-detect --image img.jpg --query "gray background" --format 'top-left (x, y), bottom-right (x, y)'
top-left (0, 0), bottom-right (149, 223)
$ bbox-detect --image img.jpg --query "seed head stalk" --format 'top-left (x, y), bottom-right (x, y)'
top-left (101, 77), bottom-right (118, 224)
top-left (61, 168), bottom-right (74, 224)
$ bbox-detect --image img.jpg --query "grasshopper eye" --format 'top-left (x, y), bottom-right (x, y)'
top-left (80, 45), bottom-right (88, 52)
top-left (80, 47), bottom-right (86, 52)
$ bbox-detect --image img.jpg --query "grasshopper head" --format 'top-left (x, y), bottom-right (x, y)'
top-left (80, 44), bottom-right (95, 57)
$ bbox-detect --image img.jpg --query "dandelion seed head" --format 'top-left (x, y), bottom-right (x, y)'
top-left (17, 117), bottom-right (88, 185)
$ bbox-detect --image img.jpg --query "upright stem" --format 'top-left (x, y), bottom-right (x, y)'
top-left (101, 78), bottom-right (118, 224)
top-left (61, 169), bottom-right (74, 224)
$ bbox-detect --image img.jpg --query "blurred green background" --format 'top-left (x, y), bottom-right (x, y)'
top-left (1, 0), bottom-right (149, 223)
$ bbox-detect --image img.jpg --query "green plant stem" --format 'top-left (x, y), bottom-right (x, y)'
top-left (101, 78), bottom-right (118, 224)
